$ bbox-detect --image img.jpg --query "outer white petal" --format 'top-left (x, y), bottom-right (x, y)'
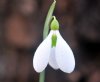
top-left (55, 31), bottom-right (75, 73)
top-left (33, 31), bottom-right (53, 72)
top-left (49, 47), bottom-right (59, 69)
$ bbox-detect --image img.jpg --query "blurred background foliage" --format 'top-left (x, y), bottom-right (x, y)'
top-left (0, 0), bottom-right (100, 82)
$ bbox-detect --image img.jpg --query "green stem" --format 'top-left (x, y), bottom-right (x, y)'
top-left (39, 0), bottom-right (56, 82)
top-left (39, 71), bottom-right (45, 82)
top-left (43, 0), bottom-right (56, 39)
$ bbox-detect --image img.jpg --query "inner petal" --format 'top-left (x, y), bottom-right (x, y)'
top-left (49, 47), bottom-right (59, 69)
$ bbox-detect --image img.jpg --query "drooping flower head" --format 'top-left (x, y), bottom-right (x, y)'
top-left (33, 16), bottom-right (75, 73)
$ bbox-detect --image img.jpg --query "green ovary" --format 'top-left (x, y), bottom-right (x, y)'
top-left (50, 16), bottom-right (59, 30)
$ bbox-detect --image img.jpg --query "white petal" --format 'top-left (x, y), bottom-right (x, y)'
top-left (49, 47), bottom-right (59, 69)
top-left (55, 31), bottom-right (75, 73)
top-left (33, 31), bottom-right (53, 72)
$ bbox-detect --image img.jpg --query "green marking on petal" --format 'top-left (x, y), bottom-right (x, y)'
top-left (50, 16), bottom-right (59, 30)
top-left (52, 34), bottom-right (57, 47)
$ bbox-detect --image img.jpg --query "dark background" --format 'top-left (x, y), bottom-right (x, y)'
top-left (0, 0), bottom-right (100, 82)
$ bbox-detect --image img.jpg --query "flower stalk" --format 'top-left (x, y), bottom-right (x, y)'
top-left (43, 0), bottom-right (56, 39)
top-left (39, 1), bottom-right (56, 82)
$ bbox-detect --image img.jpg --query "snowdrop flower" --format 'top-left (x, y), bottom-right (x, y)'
top-left (33, 16), bottom-right (75, 73)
